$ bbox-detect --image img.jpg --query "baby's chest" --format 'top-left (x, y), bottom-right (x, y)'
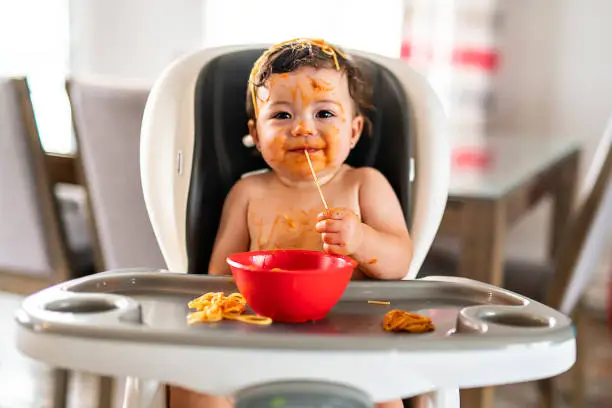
top-left (247, 191), bottom-right (360, 250)
top-left (247, 200), bottom-right (324, 251)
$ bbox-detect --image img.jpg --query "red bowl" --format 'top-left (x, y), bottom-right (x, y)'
top-left (226, 249), bottom-right (357, 323)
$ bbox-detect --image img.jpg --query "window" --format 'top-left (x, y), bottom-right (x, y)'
top-left (0, 0), bottom-right (73, 154)
top-left (202, 0), bottom-right (405, 58)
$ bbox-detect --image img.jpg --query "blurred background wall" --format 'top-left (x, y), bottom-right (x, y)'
top-left (1, 0), bottom-right (610, 307)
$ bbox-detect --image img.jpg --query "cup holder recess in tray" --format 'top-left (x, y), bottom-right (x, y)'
top-left (480, 311), bottom-right (552, 328)
top-left (44, 297), bottom-right (119, 314)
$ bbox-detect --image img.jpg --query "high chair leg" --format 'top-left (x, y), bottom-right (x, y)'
top-left (52, 368), bottom-right (69, 408)
top-left (98, 375), bottom-right (115, 408)
top-left (122, 377), bottom-right (166, 408)
top-left (411, 388), bottom-right (460, 408)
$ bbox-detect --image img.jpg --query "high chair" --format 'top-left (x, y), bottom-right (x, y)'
top-left (14, 45), bottom-right (575, 408)
top-left (136, 43), bottom-right (449, 407)
top-left (0, 76), bottom-right (95, 408)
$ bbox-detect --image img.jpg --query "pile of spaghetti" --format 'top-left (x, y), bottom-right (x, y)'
top-left (187, 292), bottom-right (272, 326)
top-left (382, 309), bottom-right (435, 333)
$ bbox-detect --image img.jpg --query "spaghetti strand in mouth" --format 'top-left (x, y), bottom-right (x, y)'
top-left (288, 146), bottom-right (322, 153)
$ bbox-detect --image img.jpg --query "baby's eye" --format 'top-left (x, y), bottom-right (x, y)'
top-left (316, 110), bottom-right (335, 119)
top-left (272, 112), bottom-right (292, 120)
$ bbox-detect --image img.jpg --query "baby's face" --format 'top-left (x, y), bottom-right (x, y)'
top-left (249, 66), bottom-right (363, 182)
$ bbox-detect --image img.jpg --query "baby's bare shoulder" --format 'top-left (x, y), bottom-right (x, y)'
top-left (232, 170), bottom-right (274, 196)
top-left (347, 167), bottom-right (398, 204)
top-left (344, 166), bottom-right (388, 186)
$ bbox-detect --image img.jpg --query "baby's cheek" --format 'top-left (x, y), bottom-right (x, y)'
top-left (264, 135), bottom-right (287, 163)
top-left (322, 126), bottom-right (349, 166)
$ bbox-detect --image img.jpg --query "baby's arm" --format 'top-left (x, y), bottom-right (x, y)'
top-left (208, 179), bottom-right (251, 275)
top-left (317, 168), bottom-right (412, 279)
top-left (354, 168), bottom-right (413, 279)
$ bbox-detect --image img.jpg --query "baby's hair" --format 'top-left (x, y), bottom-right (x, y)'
top-left (246, 38), bottom-right (372, 135)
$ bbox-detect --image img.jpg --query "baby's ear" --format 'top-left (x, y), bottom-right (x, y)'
top-left (247, 119), bottom-right (260, 150)
top-left (350, 115), bottom-right (364, 148)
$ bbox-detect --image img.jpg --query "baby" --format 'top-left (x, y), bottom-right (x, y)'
top-left (170, 39), bottom-right (412, 408)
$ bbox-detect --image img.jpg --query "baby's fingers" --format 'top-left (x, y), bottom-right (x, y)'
top-left (315, 219), bottom-right (342, 233)
top-left (317, 208), bottom-right (344, 221)
top-left (317, 207), bottom-right (358, 222)
top-left (323, 243), bottom-right (349, 256)
top-left (321, 232), bottom-right (344, 246)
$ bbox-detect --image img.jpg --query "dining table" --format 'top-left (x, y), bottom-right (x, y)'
top-left (437, 135), bottom-right (582, 408)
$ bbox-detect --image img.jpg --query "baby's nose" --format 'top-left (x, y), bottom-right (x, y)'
top-left (291, 119), bottom-right (315, 136)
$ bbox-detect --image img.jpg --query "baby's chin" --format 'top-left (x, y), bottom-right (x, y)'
top-left (275, 162), bottom-right (342, 181)
top-left (277, 165), bottom-right (319, 179)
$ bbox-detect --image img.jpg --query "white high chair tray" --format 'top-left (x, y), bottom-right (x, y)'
top-left (15, 270), bottom-right (575, 402)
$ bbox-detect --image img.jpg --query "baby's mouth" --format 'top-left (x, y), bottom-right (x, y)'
top-left (287, 146), bottom-right (324, 154)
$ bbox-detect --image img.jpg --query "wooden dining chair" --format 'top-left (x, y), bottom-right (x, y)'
top-left (536, 116), bottom-right (612, 408)
top-left (0, 77), bottom-right (87, 293)
top-left (422, 118), bottom-right (612, 407)
top-left (0, 76), bottom-right (98, 408)
top-left (66, 77), bottom-right (166, 273)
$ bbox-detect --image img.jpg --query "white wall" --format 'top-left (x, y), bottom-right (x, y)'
top-left (550, 0), bottom-right (612, 155)
top-left (202, 0), bottom-right (404, 58)
top-left (69, 0), bottom-right (203, 83)
top-left (493, 0), bottom-right (612, 162)
top-left (69, 0), bottom-right (405, 81)
top-left (491, 0), bottom-right (612, 307)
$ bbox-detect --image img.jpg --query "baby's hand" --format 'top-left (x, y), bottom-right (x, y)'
top-left (315, 207), bottom-right (363, 255)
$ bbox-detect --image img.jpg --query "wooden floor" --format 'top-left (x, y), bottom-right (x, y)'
top-left (1, 291), bottom-right (610, 408)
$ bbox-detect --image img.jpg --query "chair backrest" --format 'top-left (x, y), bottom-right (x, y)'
top-left (549, 114), bottom-right (612, 314)
top-left (140, 44), bottom-right (449, 279)
top-left (66, 78), bottom-right (166, 271)
top-left (0, 77), bottom-right (70, 283)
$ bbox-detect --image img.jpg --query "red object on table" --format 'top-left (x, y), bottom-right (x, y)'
top-left (401, 41), bottom-right (499, 71)
top-left (227, 249), bottom-right (356, 323)
top-left (452, 147), bottom-right (493, 169)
